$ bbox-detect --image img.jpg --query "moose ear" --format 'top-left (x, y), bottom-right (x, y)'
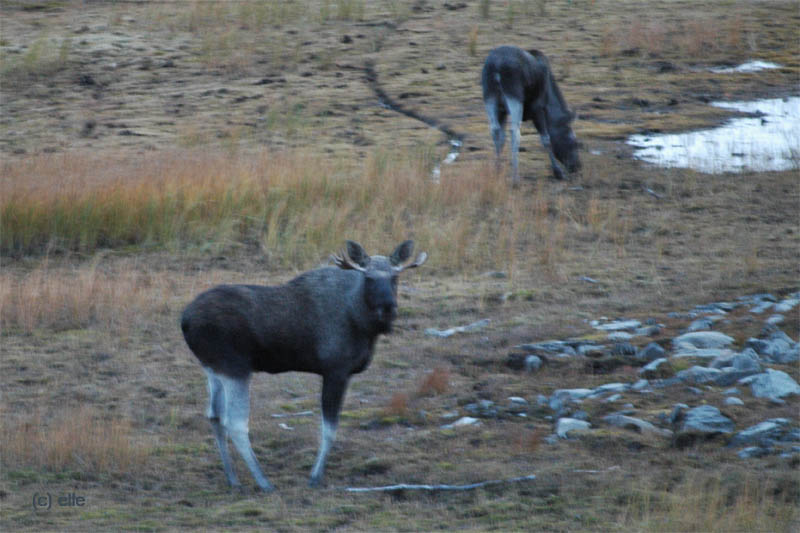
top-left (389, 240), bottom-right (414, 266)
top-left (345, 240), bottom-right (370, 268)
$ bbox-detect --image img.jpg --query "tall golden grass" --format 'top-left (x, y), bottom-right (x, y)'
top-left (0, 147), bottom-right (579, 269)
top-left (1, 406), bottom-right (148, 476)
top-left (618, 471), bottom-right (798, 532)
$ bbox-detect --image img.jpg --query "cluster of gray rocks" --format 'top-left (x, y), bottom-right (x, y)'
top-left (441, 292), bottom-right (800, 460)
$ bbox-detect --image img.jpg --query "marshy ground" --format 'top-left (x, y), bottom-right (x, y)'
top-left (1, 1), bottom-right (798, 531)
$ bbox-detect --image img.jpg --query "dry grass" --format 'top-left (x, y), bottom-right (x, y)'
top-left (619, 471), bottom-right (799, 532)
top-left (417, 367), bottom-right (451, 396)
top-left (1, 406), bottom-right (148, 476)
top-left (2, 148), bottom-right (623, 275)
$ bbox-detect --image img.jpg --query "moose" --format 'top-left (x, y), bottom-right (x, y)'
top-left (481, 46), bottom-right (581, 184)
top-left (180, 240), bottom-right (427, 491)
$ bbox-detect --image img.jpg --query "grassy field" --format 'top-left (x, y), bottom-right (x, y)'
top-left (1, 1), bottom-right (799, 531)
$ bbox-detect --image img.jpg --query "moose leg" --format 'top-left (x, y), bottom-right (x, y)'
top-left (310, 374), bottom-right (349, 487)
top-left (219, 373), bottom-right (274, 492)
top-left (505, 97), bottom-right (523, 185)
top-left (204, 368), bottom-right (240, 488)
top-left (532, 108), bottom-right (567, 180)
top-left (484, 97), bottom-right (506, 171)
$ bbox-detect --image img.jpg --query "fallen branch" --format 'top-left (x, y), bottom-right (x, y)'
top-left (270, 410), bottom-right (313, 419)
top-left (345, 474), bottom-right (536, 493)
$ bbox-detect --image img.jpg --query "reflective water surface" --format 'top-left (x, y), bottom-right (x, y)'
top-left (627, 97), bottom-right (799, 173)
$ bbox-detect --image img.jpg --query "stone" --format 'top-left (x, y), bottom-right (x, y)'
top-left (725, 397), bottom-right (744, 406)
top-left (524, 355), bottom-right (543, 372)
top-left (608, 331), bottom-right (634, 342)
top-left (441, 416), bottom-right (480, 429)
top-left (709, 348), bottom-right (761, 373)
top-left (686, 317), bottom-right (714, 332)
top-left (672, 348), bottom-right (736, 359)
top-left (631, 379), bottom-right (650, 391)
top-left (744, 369), bottom-right (800, 401)
top-left (637, 342), bottom-right (666, 363)
top-left (745, 330), bottom-right (799, 364)
top-left (729, 418), bottom-right (791, 448)
top-left (548, 389), bottom-right (593, 412)
top-left (680, 405), bottom-right (735, 435)
top-left (639, 358), bottom-right (672, 379)
top-left (516, 341), bottom-right (577, 357)
top-left (556, 418), bottom-right (591, 438)
top-left (464, 400), bottom-right (498, 418)
top-left (766, 314), bottom-right (785, 326)
top-left (669, 403), bottom-right (689, 425)
top-left (738, 446), bottom-right (771, 458)
top-left (593, 319), bottom-right (642, 332)
top-left (674, 366), bottom-right (723, 385)
top-left (774, 297), bottom-right (799, 312)
top-left (603, 414), bottom-right (672, 437)
top-left (673, 331), bottom-right (735, 350)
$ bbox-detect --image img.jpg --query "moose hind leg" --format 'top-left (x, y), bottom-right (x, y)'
top-left (484, 97), bottom-right (506, 168)
top-left (310, 374), bottom-right (349, 487)
top-left (505, 97), bottom-right (523, 185)
top-left (219, 374), bottom-right (274, 492)
top-left (204, 368), bottom-right (240, 488)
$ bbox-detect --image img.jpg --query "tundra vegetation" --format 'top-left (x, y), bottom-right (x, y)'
top-left (1, 1), bottom-right (798, 531)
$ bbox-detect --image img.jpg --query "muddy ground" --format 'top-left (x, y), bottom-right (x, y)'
top-left (1, 1), bottom-right (799, 531)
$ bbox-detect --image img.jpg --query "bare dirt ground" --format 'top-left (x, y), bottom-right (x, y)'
top-left (1, 1), bottom-right (799, 531)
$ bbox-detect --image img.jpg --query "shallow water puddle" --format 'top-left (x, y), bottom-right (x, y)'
top-left (627, 96), bottom-right (800, 173)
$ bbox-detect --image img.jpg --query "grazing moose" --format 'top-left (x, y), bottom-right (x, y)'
top-left (181, 240), bottom-right (427, 491)
top-left (481, 46), bottom-right (581, 184)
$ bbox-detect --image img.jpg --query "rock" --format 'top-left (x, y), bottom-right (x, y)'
top-left (556, 418), bottom-right (591, 438)
top-left (680, 405), bottom-right (735, 435)
top-left (611, 342), bottom-right (637, 356)
top-left (441, 416), bottom-right (479, 429)
top-left (506, 353), bottom-right (543, 372)
top-left (766, 314), bottom-right (785, 326)
top-left (745, 330), bottom-right (799, 364)
top-left (631, 379), bottom-right (650, 391)
top-left (524, 355), bottom-right (543, 372)
top-left (548, 389), bottom-right (593, 412)
top-left (639, 357), bottom-right (672, 379)
top-left (725, 397), bottom-right (744, 406)
top-left (577, 343), bottom-right (605, 357)
top-left (750, 301), bottom-right (774, 314)
top-left (673, 331), bottom-right (735, 350)
top-left (743, 369), bottom-right (800, 401)
top-left (729, 418), bottom-right (791, 448)
top-left (464, 400), bottom-right (498, 418)
top-left (593, 319), bottom-right (642, 332)
top-left (774, 297), bottom-right (799, 312)
top-left (425, 318), bottom-right (490, 338)
top-left (674, 366), bottom-right (723, 385)
top-left (603, 414), bottom-right (672, 437)
top-left (738, 446), bottom-right (771, 458)
top-left (516, 341), bottom-right (577, 357)
top-left (604, 393), bottom-right (622, 403)
top-left (669, 403), bottom-right (689, 424)
top-left (635, 324), bottom-right (662, 336)
top-left (637, 342), bottom-right (666, 362)
top-left (673, 347), bottom-right (737, 360)
top-left (608, 331), bottom-right (634, 342)
top-left (507, 397), bottom-right (528, 413)
top-left (686, 317), bottom-right (714, 332)
top-left (709, 348), bottom-right (761, 373)
top-left (723, 388), bottom-right (740, 395)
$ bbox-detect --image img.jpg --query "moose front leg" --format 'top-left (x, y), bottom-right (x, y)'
top-left (532, 108), bottom-right (568, 180)
top-left (310, 373), bottom-right (349, 487)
